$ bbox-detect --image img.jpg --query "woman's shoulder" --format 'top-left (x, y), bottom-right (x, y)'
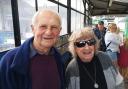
top-left (66, 58), bottom-right (77, 68)
top-left (95, 51), bottom-right (113, 69)
top-left (65, 58), bottom-right (80, 77)
top-left (96, 51), bottom-right (109, 57)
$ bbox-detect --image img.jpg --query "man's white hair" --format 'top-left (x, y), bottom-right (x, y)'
top-left (31, 9), bottom-right (62, 26)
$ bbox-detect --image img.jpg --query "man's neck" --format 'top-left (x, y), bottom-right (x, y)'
top-left (33, 43), bottom-right (51, 55)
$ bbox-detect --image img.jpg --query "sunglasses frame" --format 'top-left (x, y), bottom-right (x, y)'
top-left (74, 39), bottom-right (96, 48)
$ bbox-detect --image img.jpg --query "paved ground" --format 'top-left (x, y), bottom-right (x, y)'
top-left (124, 79), bottom-right (128, 89)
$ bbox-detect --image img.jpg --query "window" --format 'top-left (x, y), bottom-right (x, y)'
top-left (59, 0), bottom-right (67, 5)
top-left (18, 0), bottom-right (36, 43)
top-left (59, 6), bottom-right (67, 35)
top-left (71, 10), bottom-right (84, 32)
top-left (0, 0), bottom-right (14, 52)
top-left (38, 0), bottom-right (58, 10)
top-left (71, 0), bottom-right (84, 13)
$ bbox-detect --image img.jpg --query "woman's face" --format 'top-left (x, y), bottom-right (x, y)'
top-left (109, 25), bottom-right (117, 32)
top-left (74, 38), bottom-right (96, 62)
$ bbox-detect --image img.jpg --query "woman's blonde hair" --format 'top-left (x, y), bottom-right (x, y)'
top-left (68, 27), bottom-right (99, 57)
top-left (124, 37), bottom-right (128, 49)
top-left (108, 23), bottom-right (117, 32)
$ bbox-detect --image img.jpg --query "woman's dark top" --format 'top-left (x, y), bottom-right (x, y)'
top-left (77, 55), bottom-right (108, 89)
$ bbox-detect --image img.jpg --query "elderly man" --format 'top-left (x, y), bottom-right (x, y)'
top-left (0, 9), bottom-right (64, 89)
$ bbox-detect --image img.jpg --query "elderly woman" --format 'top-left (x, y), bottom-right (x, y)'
top-left (65, 27), bottom-right (124, 89)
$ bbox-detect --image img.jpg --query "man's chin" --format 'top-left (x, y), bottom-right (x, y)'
top-left (41, 44), bottom-right (54, 48)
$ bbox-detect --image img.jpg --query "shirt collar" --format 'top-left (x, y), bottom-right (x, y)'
top-left (30, 43), bottom-right (37, 58)
top-left (29, 42), bottom-right (55, 58)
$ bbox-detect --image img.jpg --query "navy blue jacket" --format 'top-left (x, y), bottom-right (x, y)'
top-left (93, 27), bottom-right (106, 39)
top-left (93, 27), bottom-right (107, 51)
top-left (0, 37), bottom-right (64, 89)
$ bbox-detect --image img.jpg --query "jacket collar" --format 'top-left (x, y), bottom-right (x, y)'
top-left (10, 37), bottom-right (34, 75)
top-left (11, 37), bottom-right (62, 75)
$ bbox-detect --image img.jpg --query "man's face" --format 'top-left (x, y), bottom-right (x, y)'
top-left (98, 24), bottom-right (104, 31)
top-left (32, 11), bottom-right (61, 51)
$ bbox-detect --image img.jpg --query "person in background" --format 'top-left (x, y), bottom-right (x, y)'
top-left (0, 9), bottom-right (64, 89)
top-left (92, 24), bottom-right (98, 30)
top-left (93, 21), bottom-right (107, 52)
top-left (105, 23), bottom-right (122, 69)
top-left (65, 27), bottom-right (124, 89)
top-left (118, 37), bottom-right (128, 81)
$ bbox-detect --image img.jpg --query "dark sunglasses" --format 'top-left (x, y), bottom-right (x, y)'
top-left (74, 39), bottom-right (96, 48)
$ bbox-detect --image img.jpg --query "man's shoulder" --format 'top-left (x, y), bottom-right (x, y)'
top-left (52, 47), bottom-right (61, 55)
top-left (93, 28), bottom-right (100, 33)
top-left (93, 28), bottom-right (99, 31)
top-left (104, 27), bottom-right (107, 30)
top-left (0, 48), bottom-right (19, 66)
top-left (104, 27), bottom-right (107, 32)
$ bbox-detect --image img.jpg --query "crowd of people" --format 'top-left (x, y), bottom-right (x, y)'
top-left (0, 8), bottom-right (128, 89)
top-left (93, 21), bottom-right (128, 89)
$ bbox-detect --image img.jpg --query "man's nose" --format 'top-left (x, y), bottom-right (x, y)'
top-left (45, 27), bottom-right (52, 34)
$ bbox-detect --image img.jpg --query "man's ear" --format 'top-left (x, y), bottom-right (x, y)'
top-left (60, 27), bottom-right (62, 30)
top-left (31, 25), bottom-right (34, 32)
top-left (59, 27), bottom-right (62, 34)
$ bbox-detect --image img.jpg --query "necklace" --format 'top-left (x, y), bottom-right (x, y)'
top-left (81, 62), bottom-right (99, 89)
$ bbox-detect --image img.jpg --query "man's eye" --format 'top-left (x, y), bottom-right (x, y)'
top-left (40, 26), bottom-right (47, 29)
top-left (52, 26), bottom-right (57, 29)
top-left (52, 26), bottom-right (58, 30)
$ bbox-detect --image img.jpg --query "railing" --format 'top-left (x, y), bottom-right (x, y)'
top-left (0, 34), bottom-right (71, 60)
top-left (56, 34), bottom-right (70, 54)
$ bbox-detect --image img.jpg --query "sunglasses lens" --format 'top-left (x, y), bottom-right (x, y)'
top-left (87, 39), bottom-right (96, 46)
top-left (74, 39), bottom-right (96, 48)
top-left (75, 41), bottom-right (86, 47)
